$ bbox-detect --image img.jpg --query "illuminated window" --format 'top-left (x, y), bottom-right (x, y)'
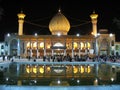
top-left (80, 42), bottom-right (84, 49)
top-left (27, 42), bottom-right (30, 48)
top-left (33, 42), bottom-right (37, 48)
top-left (74, 42), bottom-right (78, 49)
top-left (40, 42), bottom-right (44, 48)
top-left (87, 42), bottom-right (90, 49)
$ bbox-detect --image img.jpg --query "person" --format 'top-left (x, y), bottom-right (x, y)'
top-left (33, 59), bottom-right (36, 62)
top-left (43, 56), bottom-right (46, 62)
top-left (28, 56), bottom-right (31, 61)
top-left (52, 56), bottom-right (55, 62)
top-left (2, 55), bottom-right (5, 61)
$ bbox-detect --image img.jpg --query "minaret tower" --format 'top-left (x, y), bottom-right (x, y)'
top-left (17, 11), bottom-right (26, 35)
top-left (90, 11), bottom-right (98, 36)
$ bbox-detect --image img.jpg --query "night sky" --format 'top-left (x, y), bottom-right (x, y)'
top-left (0, 0), bottom-right (120, 41)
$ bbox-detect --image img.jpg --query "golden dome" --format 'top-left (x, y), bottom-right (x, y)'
top-left (49, 9), bottom-right (70, 35)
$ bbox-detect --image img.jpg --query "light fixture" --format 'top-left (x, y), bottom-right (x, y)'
top-left (77, 33), bottom-right (80, 37)
top-left (109, 33), bottom-right (113, 37)
top-left (7, 33), bottom-right (10, 37)
top-left (57, 33), bottom-right (61, 36)
top-left (34, 33), bottom-right (38, 36)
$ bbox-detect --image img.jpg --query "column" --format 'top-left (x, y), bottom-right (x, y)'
top-left (17, 39), bottom-right (20, 56)
top-left (64, 49), bottom-right (66, 56)
top-left (64, 39), bottom-right (66, 56)
top-left (44, 39), bottom-right (46, 56)
top-left (30, 40), bottom-right (32, 57)
top-left (85, 41), bottom-right (88, 54)
top-left (79, 42), bottom-right (81, 58)
top-left (72, 40), bottom-right (74, 58)
top-left (95, 38), bottom-right (98, 55)
top-left (36, 39), bottom-right (39, 58)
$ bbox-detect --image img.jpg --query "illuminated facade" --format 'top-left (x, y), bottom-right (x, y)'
top-left (0, 10), bottom-right (119, 58)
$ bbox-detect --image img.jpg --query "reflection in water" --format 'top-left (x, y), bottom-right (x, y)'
top-left (1, 62), bottom-right (120, 86)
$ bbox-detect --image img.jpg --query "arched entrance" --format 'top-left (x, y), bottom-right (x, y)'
top-left (52, 42), bottom-right (65, 56)
top-left (99, 39), bottom-right (109, 55)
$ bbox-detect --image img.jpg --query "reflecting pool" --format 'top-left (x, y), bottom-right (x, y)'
top-left (0, 62), bottom-right (120, 86)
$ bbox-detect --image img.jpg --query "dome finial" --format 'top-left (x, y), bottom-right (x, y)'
top-left (93, 10), bottom-right (96, 14)
top-left (58, 7), bottom-right (61, 13)
top-left (20, 8), bottom-right (23, 13)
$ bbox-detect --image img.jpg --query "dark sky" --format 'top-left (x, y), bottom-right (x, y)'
top-left (0, 0), bottom-right (120, 41)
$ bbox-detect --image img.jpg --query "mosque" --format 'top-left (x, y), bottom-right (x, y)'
top-left (0, 9), bottom-right (120, 88)
top-left (0, 9), bottom-right (119, 59)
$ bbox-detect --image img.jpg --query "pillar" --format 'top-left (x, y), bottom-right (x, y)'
top-left (44, 39), bottom-right (46, 56)
top-left (17, 39), bottom-right (20, 56)
top-left (64, 49), bottom-right (66, 56)
top-left (72, 40), bottom-right (74, 58)
top-left (79, 42), bottom-right (81, 58)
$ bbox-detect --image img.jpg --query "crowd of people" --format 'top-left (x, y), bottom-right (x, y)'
top-left (0, 54), bottom-right (120, 63)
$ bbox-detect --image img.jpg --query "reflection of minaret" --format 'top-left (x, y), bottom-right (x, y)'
top-left (90, 11), bottom-right (98, 36)
top-left (17, 11), bottom-right (26, 35)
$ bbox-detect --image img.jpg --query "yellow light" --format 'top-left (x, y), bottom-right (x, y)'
top-left (47, 67), bottom-right (51, 72)
top-left (90, 11), bottom-right (98, 19)
top-left (27, 42), bottom-right (30, 48)
top-left (87, 66), bottom-right (91, 73)
top-left (74, 42), bottom-right (78, 49)
top-left (73, 66), bottom-right (78, 74)
top-left (33, 42), bottom-right (37, 48)
top-left (81, 42), bottom-right (84, 49)
top-left (39, 67), bottom-right (44, 74)
top-left (40, 42), bottom-right (44, 48)
top-left (26, 65), bottom-right (32, 73)
top-left (87, 42), bottom-right (90, 49)
top-left (85, 66), bottom-right (88, 72)
top-left (47, 45), bottom-right (50, 49)
top-left (91, 32), bottom-right (93, 35)
top-left (17, 12), bottom-right (26, 19)
top-left (80, 66), bottom-right (84, 73)
top-left (33, 66), bottom-right (37, 74)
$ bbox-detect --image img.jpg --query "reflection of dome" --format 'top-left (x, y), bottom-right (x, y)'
top-left (49, 9), bottom-right (70, 35)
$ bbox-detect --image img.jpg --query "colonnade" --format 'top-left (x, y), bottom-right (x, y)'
top-left (19, 39), bottom-right (95, 58)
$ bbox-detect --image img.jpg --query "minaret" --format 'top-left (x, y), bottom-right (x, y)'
top-left (17, 11), bottom-right (26, 35)
top-left (90, 11), bottom-right (98, 36)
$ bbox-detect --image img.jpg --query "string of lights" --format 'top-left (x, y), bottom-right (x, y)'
top-left (30, 16), bottom-right (52, 22)
top-left (25, 20), bottom-right (91, 28)
top-left (25, 20), bottom-right (48, 28)
top-left (71, 21), bottom-right (91, 27)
